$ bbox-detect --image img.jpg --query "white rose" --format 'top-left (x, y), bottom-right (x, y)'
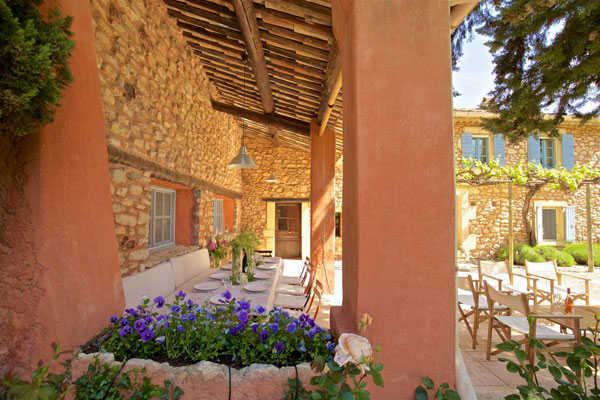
top-left (334, 333), bottom-right (373, 373)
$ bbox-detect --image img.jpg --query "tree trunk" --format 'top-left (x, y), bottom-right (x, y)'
top-left (523, 184), bottom-right (543, 246)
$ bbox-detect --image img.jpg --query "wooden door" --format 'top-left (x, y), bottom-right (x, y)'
top-left (275, 203), bottom-right (302, 259)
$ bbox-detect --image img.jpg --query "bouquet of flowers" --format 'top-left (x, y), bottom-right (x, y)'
top-left (207, 235), bottom-right (229, 268)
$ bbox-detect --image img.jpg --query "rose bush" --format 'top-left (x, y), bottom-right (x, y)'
top-left (99, 291), bottom-right (333, 368)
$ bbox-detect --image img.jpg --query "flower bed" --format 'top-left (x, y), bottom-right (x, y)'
top-left (89, 291), bottom-right (333, 369)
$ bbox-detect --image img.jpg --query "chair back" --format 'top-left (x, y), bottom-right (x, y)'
top-left (306, 280), bottom-right (323, 320)
top-left (525, 260), bottom-right (557, 278)
top-left (479, 260), bottom-right (509, 276)
top-left (457, 274), bottom-right (477, 292)
top-left (484, 282), bottom-right (529, 315)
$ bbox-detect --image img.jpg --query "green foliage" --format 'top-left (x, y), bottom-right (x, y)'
top-left (284, 351), bottom-right (384, 400)
top-left (414, 377), bottom-right (461, 400)
top-left (497, 243), bottom-right (575, 266)
top-left (0, 343), bottom-right (72, 400)
top-left (453, 1), bottom-right (600, 142)
top-left (0, 0), bottom-right (75, 137)
top-left (0, 345), bottom-right (183, 400)
top-left (498, 314), bottom-right (600, 399)
top-left (564, 243), bottom-right (600, 267)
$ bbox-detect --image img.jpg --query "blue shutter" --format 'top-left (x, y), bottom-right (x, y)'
top-left (536, 206), bottom-right (544, 243)
top-left (565, 206), bottom-right (575, 242)
top-left (561, 134), bottom-right (575, 170)
top-left (528, 135), bottom-right (540, 164)
top-left (493, 134), bottom-right (506, 166)
top-left (461, 133), bottom-right (474, 160)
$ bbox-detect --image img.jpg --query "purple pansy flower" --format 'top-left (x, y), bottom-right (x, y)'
top-left (299, 341), bottom-right (306, 352)
top-left (141, 329), bottom-right (154, 342)
top-left (305, 328), bottom-right (316, 339)
top-left (120, 319), bottom-right (129, 327)
top-left (119, 326), bottom-right (133, 337)
top-left (188, 313), bottom-right (196, 322)
top-left (206, 314), bottom-right (215, 321)
top-left (260, 330), bottom-right (269, 343)
top-left (255, 305), bottom-right (266, 315)
top-left (327, 342), bottom-right (335, 353)
top-left (154, 296), bottom-right (165, 308)
top-left (238, 301), bottom-right (251, 311)
top-left (251, 323), bottom-right (259, 334)
top-left (171, 305), bottom-right (181, 313)
top-left (237, 311), bottom-right (249, 324)
top-left (145, 316), bottom-right (153, 324)
top-left (221, 290), bottom-right (232, 300)
top-left (134, 319), bottom-right (146, 332)
top-left (274, 342), bottom-right (284, 354)
top-left (269, 323), bottom-right (279, 333)
top-left (177, 325), bottom-right (185, 333)
top-left (286, 322), bottom-right (297, 334)
top-left (181, 315), bottom-right (188, 322)
top-left (229, 325), bottom-right (240, 336)
top-left (177, 290), bottom-right (186, 299)
top-left (110, 315), bottom-right (119, 324)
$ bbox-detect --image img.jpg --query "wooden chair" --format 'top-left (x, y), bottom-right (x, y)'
top-left (478, 260), bottom-right (538, 299)
top-left (484, 282), bottom-right (581, 362)
top-left (279, 257), bottom-right (311, 286)
top-left (277, 262), bottom-right (314, 296)
top-left (524, 260), bottom-right (590, 305)
top-left (275, 280), bottom-right (323, 317)
top-left (457, 274), bottom-right (507, 349)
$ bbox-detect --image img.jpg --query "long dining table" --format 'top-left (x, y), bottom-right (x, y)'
top-left (165, 257), bottom-right (284, 310)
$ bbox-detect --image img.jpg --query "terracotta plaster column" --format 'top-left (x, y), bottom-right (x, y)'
top-left (0, 0), bottom-right (124, 372)
top-left (310, 121), bottom-right (336, 294)
top-left (329, 0), bottom-right (456, 397)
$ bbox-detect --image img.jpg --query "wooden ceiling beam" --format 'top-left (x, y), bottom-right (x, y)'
top-left (317, 39), bottom-right (342, 135)
top-left (231, 0), bottom-right (275, 114)
top-left (212, 100), bottom-right (309, 136)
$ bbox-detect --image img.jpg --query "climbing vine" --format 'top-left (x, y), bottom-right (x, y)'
top-left (456, 158), bottom-right (600, 245)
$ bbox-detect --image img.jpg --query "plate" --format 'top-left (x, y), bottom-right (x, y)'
top-left (257, 263), bottom-right (277, 270)
top-left (220, 263), bottom-right (232, 270)
top-left (244, 282), bottom-right (269, 292)
top-left (253, 271), bottom-right (272, 280)
top-left (263, 257), bottom-right (279, 262)
top-left (210, 272), bottom-right (231, 280)
top-left (209, 295), bottom-right (231, 305)
top-left (193, 281), bottom-right (221, 291)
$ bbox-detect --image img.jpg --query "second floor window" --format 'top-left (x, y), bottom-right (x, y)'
top-left (472, 136), bottom-right (489, 164)
top-left (149, 187), bottom-right (175, 251)
top-left (539, 138), bottom-right (555, 169)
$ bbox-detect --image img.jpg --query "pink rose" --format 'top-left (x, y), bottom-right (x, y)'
top-left (208, 242), bottom-right (217, 251)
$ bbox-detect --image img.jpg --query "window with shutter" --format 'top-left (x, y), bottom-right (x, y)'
top-left (493, 134), bottom-right (505, 166)
top-left (561, 134), bottom-right (575, 170)
top-left (461, 133), bottom-right (474, 160)
top-left (528, 135), bottom-right (541, 164)
top-left (149, 187), bottom-right (176, 251)
top-left (565, 206), bottom-right (576, 242)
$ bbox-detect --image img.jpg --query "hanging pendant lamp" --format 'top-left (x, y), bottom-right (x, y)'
top-left (266, 171), bottom-right (278, 182)
top-left (228, 54), bottom-right (256, 169)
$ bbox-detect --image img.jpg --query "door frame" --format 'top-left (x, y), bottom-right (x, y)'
top-left (275, 201), bottom-right (302, 259)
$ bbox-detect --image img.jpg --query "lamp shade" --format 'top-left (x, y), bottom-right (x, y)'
top-left (266, 171), bottom-right (278, 182)
top-left (228, 144), bottom-right (256, 169)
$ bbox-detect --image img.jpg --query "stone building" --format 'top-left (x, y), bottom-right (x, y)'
top-left (453, 109), bottom-right (600, 261)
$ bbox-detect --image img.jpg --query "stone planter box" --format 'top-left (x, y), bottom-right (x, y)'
top-left (72, 352), bottom-right (313, 400)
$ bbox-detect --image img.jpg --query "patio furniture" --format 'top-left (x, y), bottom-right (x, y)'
top-left (484, 282), bottom-right (581, 361)
top-left (478, 260), bottom-right (537, 299)
top-left (276, 258), bottom-right (313, 296)
top-left (274, 280), bottom-right (323, 312)
top-left (457, 274), bottom-right (507, 349)
top-left (278, 257), bottom-right (311, 285)
top-left (524, 260), bottom-right (590, 305)
top-left (122, 248), bottom-right (210, 308)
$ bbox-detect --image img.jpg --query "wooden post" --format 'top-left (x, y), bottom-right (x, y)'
top-left (587, 183), bottom-right (594, 272)
top-left (508, 181), bottom-right (514, 281)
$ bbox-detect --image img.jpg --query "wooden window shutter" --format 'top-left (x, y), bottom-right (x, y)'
top-left (536, 206), bottom-right (544, 243)
top-left (528, 135), bottom-right (540, 164)
top-left (461, 133), bottom-right (474, 160)
top-left (565, 206), bottom-right (576, 243)
top-left (561, 134), bottom-right (575, 170)
top-left (493, 134), bottom-right (505, 166)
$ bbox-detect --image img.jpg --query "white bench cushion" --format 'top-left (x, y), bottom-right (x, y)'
top-left (122, 261), bottom-right (175, 308)
top-left (495, 316), bottom-right (574, 341)
top-left (171, 249), bottom-right (210, 287)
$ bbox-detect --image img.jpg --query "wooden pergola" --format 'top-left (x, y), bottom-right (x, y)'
top-left (161, 0), bottom-right (479, 157)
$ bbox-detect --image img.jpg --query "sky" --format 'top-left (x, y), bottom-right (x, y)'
top-left (452, 33), bottom-right (495, 110)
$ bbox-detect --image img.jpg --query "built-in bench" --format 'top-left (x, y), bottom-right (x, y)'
top-left (122, 248), bottom-right (210, 308)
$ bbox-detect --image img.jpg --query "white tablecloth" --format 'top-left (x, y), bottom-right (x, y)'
top-left (165, 258), bottom-right (284, 309)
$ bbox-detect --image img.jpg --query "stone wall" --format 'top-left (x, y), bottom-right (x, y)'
top-left (454, 111), bottom-right (600, 260)
top-left (90, 0), bottom-right (245, 275)
top-left (241, 135), bottom-right (310, 245)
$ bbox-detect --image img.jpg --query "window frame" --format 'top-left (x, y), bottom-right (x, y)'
top-left (148, 186), bottom-right (176, 252)
top-left (213, 198), bottom-right (224, 234)
top-left (534, 201), bottom-right (568, 246)
top-left (539, 137), bottom-right (557, 169)
top-left (472, 135), bottom-right (490, 164)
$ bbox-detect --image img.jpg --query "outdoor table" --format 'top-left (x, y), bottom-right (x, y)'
top-left (166, 257), bottom-right (284, 310)
top-left (531, 305), bottom-right (600, 334)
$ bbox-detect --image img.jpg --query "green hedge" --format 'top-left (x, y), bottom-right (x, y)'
top-left (563, 243), bottom-right (600, 267)
top-left (496, 243), bottom-right (575, 267)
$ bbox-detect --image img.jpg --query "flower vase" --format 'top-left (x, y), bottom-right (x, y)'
top-left (231, 250), bottom-right (242, 285)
